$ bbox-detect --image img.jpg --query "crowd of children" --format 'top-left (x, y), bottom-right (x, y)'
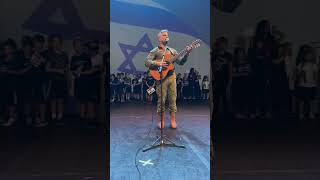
top-left (213, 19), bottom-right (320, 120)
top-left (0, 34), bottom-right (108, 127)
top-left (110, 69), bottom-right (210, 103)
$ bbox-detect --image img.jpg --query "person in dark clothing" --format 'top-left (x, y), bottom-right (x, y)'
top-left (82, 40), bottom-right (103, 124)
top-left (182, 73), bottom-right (189, 100)
top-left (16, 36), bottom-right (34, 125)
top-left (30, 34), bottom-right (48, 127)
top-left (188, 68), bottom-right (197, 100)
top-left (46, 34), bottom-right (69, 125)
top-left (132, 75), bottom-right (141, 101)
top-left (231, 48), bottom-right (252, 119)
top-left (123, 73), bottom-right (132, 101)
top-left (270, 44), bottom-right (290, 120)
top-left (0, 39), bottom-right (24, 126)
top-left (194, 72), bottom-right (201, 99)
top-left (71, 38), bottom-right (92, 121)
top-left (213, 37), bottom-right (233, 116)
top-left (116, 73), bottom-right (124, 102)
top-left (110, 74), bottom-right (118, 102)
top-left (248, 20), bottom-right (277, 119)
top-left (145, 72), bottom-right (156, 103)
top-left (176, 73), bottom-right (183, 100)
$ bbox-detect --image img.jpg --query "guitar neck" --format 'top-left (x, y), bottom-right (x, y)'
top-left (171, 48), bottom-right (188, 63)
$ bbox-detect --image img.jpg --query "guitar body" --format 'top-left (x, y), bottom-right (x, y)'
top-left (149, 52), bottom-right (174, 81)
top-left (148, 39), bottom-right (201, 81)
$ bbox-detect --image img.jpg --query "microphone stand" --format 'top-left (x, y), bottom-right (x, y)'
top-left (143, 45), bottom-right (185, 152)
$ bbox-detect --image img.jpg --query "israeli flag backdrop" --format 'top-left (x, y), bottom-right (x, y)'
top-left (110, 0), bottom-right (210, 77)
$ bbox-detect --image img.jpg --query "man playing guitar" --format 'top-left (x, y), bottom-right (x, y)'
top-left (145, 29), bottom-right (192, 129)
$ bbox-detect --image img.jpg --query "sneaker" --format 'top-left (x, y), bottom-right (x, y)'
top-left (2, 117), bottom-right (16, 127)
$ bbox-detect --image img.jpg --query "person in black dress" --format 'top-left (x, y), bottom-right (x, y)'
top-left (188, 68), bottom-right (197, 100)
top-left (213, 37), bottom-right (233, 116)
top-left (248, 20), bottom-right (277, 119)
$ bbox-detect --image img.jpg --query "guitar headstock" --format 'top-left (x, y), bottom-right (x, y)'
top-left (189, 39), bottom-right (202, 49)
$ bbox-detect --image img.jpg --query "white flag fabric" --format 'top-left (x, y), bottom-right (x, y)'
top-left (110, 0), bottom-right (210, 77)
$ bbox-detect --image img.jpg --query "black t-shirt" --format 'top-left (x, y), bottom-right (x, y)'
top-left (46, 50), bottom-right (68, 79)
top-left (195, 76), bottom-right (200, 87)
top-left (26, 51), bottom-right (48, 84)
top-left (213, 51), bottom-right (232, 85)
top-left (71, 53), bottom-right (91, 73)
top-left (111, 77), bottom-right (119, 86)
top-left (0, 54), bottom-right (27, 73)
top-left (146, 76), bottom-right (155, 87)
top-left (188, 72), bottom-right (196, 86)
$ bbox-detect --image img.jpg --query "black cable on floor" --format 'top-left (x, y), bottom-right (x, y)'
top-left (134, 102), bottom-right (156, 180)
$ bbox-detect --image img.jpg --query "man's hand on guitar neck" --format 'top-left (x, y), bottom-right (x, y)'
top-left (155, 61), bottom-right (169, 67)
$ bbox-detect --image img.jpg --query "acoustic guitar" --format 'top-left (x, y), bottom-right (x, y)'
top-left (149, 39), bottom-right (201, 81)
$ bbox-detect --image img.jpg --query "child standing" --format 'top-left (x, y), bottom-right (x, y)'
top-left (176, 73), bottom-right (183, 100)
top-left (46, 34), bottom-right (69, 125)
top-left (282, 43), bottom-right (296, 115)
top-left (202, 75), bottom-right (210, 100)
top-left (1, 39), bottom-right (21, 126)
top-left (145, 73), bottom-right (156, 103)
top-left (231, 48), bottom-right (251, 119)
top-left (296, 47), bottom-right (318, 119)
top-left (123, 73), bottom-right (131, 101)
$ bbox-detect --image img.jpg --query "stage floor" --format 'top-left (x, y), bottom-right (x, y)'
top-left (214, 117), bottom-right (320, 180)
top-left (0, 119), bottom-right (107, 180)
top-left (110, 102), bottom-right (211, 180)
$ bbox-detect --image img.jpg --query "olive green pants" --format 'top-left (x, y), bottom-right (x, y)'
top-left (156, 75), bottom-right (177, 113)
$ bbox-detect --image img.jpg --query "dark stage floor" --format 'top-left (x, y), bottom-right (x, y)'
top-left (110, 102), bottom-right (210, 180)
top-left (214, 116), bottom-right (320, 180)
top-left (0, 119), bottom-right (107, 180)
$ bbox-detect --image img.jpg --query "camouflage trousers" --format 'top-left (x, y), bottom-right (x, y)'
top-left (156, 74), bottom-right (177, 113)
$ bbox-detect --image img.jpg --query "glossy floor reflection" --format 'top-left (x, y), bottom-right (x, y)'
top-left (214, 115), bottom-right (320, 180)
top-left (0, 118), bottom-right (107, 180)
top-left (110, 102), bottom-right (210, 180)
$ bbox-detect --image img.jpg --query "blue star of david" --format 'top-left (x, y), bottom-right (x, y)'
top-left (117, 33), bottom-right (154, 74)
